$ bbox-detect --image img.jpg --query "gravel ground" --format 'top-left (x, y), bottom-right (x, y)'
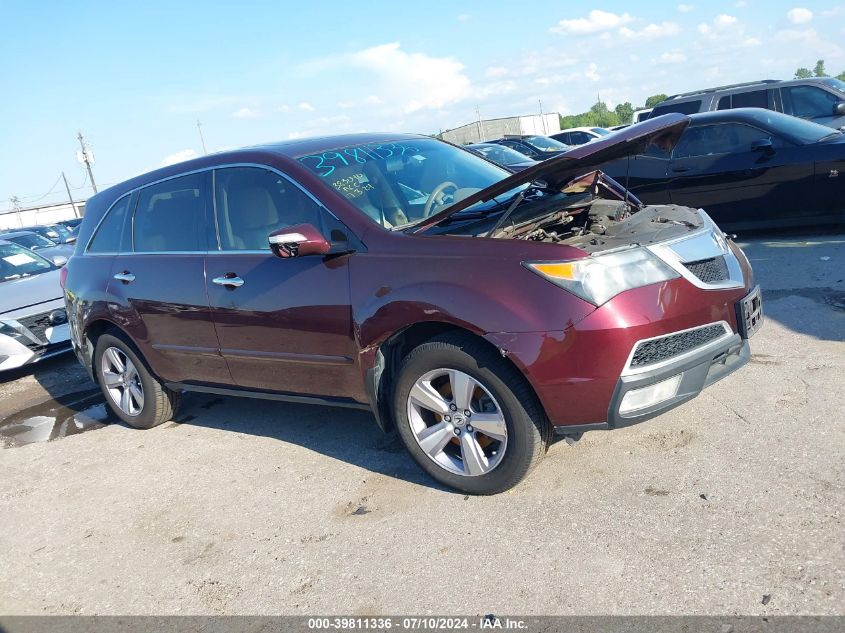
top-left (0, 229), bottom-right (842, 616)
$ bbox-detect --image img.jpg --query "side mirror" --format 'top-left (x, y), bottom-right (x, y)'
top-left (751, 138), bottom-right (775, 156)
top-left (52, 255), bottom-right (68, 267)
top-left (835, 102), bottom-right (845, 116)
top-left (268, 223), bottom-right (331, 259)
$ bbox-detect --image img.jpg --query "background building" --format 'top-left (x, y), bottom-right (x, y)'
top-left (0, 200), bottom-right (85, 231)
top-left (439, 113), bottom-right (561, 145)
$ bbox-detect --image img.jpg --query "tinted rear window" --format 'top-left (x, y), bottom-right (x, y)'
top-left (133, 173), bottom-right (205, 252)
top-left (731, 90), bottom-right (768, 108)
top-left (650, 100), bottom-right (702, 117)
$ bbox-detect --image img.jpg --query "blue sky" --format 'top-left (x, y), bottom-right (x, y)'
top-left (1, 0), bottom-right (843, 210)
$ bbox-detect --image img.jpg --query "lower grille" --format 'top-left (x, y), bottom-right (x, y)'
top-left (684, 256), bottom-right (729, 284)
top-left (630, 324), bottom-right (727, 368)
top-left (17, 312), bottom-right (55, 348)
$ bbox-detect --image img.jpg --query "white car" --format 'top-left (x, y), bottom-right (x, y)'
top-left (0, 240), bottom-right (71, 371)
top-left (551, 126), bottom-right (611, 145)
top-left (631, 108), bottom-right (653, 124)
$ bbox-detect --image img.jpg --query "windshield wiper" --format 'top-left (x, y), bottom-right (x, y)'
top-left (484, 185), bottom-right (548, 238)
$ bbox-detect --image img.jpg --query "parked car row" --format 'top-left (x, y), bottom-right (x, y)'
top-left (0, 219), bottom-right (82, 371)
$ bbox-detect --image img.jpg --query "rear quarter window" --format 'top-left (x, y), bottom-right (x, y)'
top-left (87, 195), bottom-right (131, 253)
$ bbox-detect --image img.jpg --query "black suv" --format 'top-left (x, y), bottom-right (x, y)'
top-left (650, 78), bottom-right (845, 129)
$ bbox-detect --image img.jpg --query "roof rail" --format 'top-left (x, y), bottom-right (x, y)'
top-left (665, 79), bottom-right (779, 101)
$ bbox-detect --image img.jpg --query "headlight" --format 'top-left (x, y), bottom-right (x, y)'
top-left (523, 247), bottom-right (680, 306)
top-left (0, 321), bottom-right (22, 338)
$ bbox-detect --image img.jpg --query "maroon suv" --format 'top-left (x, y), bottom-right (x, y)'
top-left (63, 114), bottom-right (762, 494)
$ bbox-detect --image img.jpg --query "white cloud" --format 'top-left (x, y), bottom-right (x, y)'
top-left (231, 107), bottom-right (259, 119)
top-left (677, 4), bottom-right (694, 12)
top-left (485, 66), bottom-right (509, 78)
top-left (343, 43), bottom-right (472, 112)
top-left (786, 8), bottom-right (813, 24)
top-left (619, 22), bottom-right (681, 40)
top-left (160, 149), bottom-right (198, 167)
top-left (336, 100), bottom-right (355, 109)
top-left (457, 13), bottom-right (471, 22)
top-left (550, 10), bottom-right (632, 35)
top-left (743, 36), bottom-right (762, 46)
top-left (298, 102), bottom-right (315, 112)
top-left (659, 51), bottom-right (688, 63)
top-left (584, 63), bottom-right (600, 82)
top-left (715, 14), bottom-right (738, 26)
top-left (735, 0), bottom-right (747, 6)
top-left (364, 95), bottom-right (383, 105)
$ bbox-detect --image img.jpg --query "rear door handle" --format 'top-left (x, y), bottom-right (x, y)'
top-left (113, 272), bottom-right (135, 283)
top-left (670, 165), bottom-right (691, 173)
top-left (212, 274), bottom-right (244, 288)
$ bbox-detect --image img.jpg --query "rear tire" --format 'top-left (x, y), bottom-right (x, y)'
top-left (393, 332), bottom-right (550, 495)
top-left (93, 333), bottom-right (181, 429)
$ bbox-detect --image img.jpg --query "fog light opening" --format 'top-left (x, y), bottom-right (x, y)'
top-left (619, 374), bottom-right (683, 415)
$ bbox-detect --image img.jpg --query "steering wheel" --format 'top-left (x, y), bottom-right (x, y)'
top-left (423, 181), bottom-right (458, 217)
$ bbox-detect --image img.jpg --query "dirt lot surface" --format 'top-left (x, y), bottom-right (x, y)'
top-left (0, 229), bottom-right (843, 615)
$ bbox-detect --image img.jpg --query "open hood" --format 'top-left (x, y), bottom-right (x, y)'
top-left (413, 113), bottom-right (690, 233)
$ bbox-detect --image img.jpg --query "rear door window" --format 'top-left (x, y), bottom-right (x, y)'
top-left (87, 194), bottom-right (131, 253)
top-left (731, 90), bottom-right (768, 109)
top-left (133, 173), bottom-right (205, 253)
top-left (651, 100), bottom-right (702, 117)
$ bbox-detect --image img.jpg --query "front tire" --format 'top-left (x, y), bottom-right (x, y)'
top-left (94, 332), bottom-right (181, 429)
top-left (393, 332), bottom-right (550, 494)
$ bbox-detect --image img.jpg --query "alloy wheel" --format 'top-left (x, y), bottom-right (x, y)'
top-left (100, 347), bottom-right (144, 417)
top-left (406, 368), bottom-right (508, 477)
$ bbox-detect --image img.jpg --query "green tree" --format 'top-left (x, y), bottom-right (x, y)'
top-left (794, 67), bottom-right (813, 78)
top-left (813, 59), bottom-right (828, 77)
top-left (615, 102), bottom-right (634, 124)
top-left (645, 93), bottom-right (668, 108)
top-left (838, 70), bottom-right (845, 81)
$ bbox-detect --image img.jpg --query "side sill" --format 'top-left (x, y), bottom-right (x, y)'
top-left (165, 382), bottom-right (373, 412)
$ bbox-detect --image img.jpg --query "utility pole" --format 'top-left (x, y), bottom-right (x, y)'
top-left (61, 172), bottom-right (79, 218)
top-left (77, 132), bottom-right (98, 193)
top-left (475, 104), bottom-right (483, 142)
top-left (538, 98), bottom-right (547, 134)
top-left (10, 196), bottom-right (22, 228)
top-left (197, 119), bottom-right (208, 155)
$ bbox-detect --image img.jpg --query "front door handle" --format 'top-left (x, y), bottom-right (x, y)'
top-left (113, 271), bottom-right (135, 283)
top-left (670, 164), bottom-right (691, 173)
top-left (212, 274), bottom-right (244, 288)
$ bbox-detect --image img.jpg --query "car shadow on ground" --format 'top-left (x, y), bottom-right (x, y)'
top-left (175, 391), bottom-right (452, 492)
top-left (734, 226), bottom-right (845, 343)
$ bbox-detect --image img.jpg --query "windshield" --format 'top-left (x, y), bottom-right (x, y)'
top-left (297, 138), bottom-right (517, 229)
top-left (747, 109), bottom-right (841, 143)
top-left (469, 144), bottom-right (533, 166)
top-left (522, 136), bottom-right (569, 152)
top-left (5, 233), bottom-right (54, 250)
top-left (50, 224), bottom-right (72, 239)
top-left (819, 77), bottom-right (845, 95)
top-left (0, 242), bottom-right (55, 282)
top-left (590, 128), bottom-right (611, 136)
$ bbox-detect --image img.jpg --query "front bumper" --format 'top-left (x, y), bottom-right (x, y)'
top-left (558, 331), bottom-right (750, 435)
top-left (0, 326), bottom-right (72, 371)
